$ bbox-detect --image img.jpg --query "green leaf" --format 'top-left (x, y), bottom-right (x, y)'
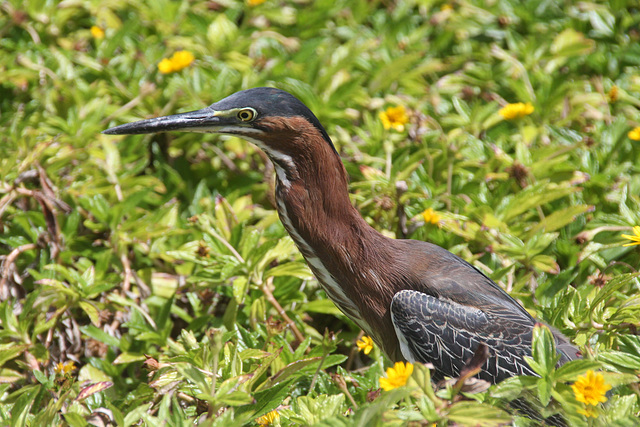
top-left (408, 362), bottom-right (437, 400)
top-left (10, 385), bottom-right (40, 427)
top-left (257, 357), bottom-right (329, 391)
top-left (249, 297), bottom-right (266, 329)
top-left (599, 351), bottom-right (640, 371)
top-left (232, 277), bottom-right (248, 305)
top-left (369, 52), bottom-right (422, 92)
top-left (123, 403), bottom-right (152, 427)
top-left (530, 254), bottom-right (560, 274)
top-left (217, 390), bottom-right (254, 406)
top-left (106, 403), bottom-right (125, 427)
top-left (600, 372), bottom-right (640, 388)
top-left (490, 375), bottom-right (538, 400)
top-left (497, 183), bottom-right (578, 222)
top-left (255, 237), bottom-right (298, 272)
top-left (206, 14), bottom-right (238, 50)
top-left (239, 349), bottom-right (271, 361)
top-left (237, 379), bottom-right (294, 420)
top-left (447, 401), bottom-right (511, 426)
top-left (245, 348), bottom-right (282, 392)
top-left (550, 29), bottom-right (595, 57)
top-left (0, 344), bottom-right (29, 367)
top-left (212, 376), bottom-right (245, 402)
top-left (531, 324), bottom-right (558, 376)
top-left (319, 388), bottom-right (411, 427)
top-left (154, 296), bottom-right (174, 333)
top-left (238, 227), bottom-right (261, 260)
top-left (113, 353), bottom-right (146, 364)
top-left (525, 205), bottom-right (593, 238)
top-left (296, 394), bottom-right (345, 425)
top-left (299, 299), bottom-right (344, 316)
top-left (536, 377), bottom-right (553, 407)
top-left (101, 139), bottom-right (121, 180)
top-left (606, 394), bottom-right (638, 422)
top-left (266, 262), bottom-right (313, 279)
top-left (79, 194), bottom-right (111, 225)
top-left (62, 412), bottom-right (87, 427)
top-left (554, 360), bottom-right (602, 382)
top-left (76, 381), bottom-right (113, 401)
top-left (78, 301), bottom-right (100, 326)
top-left (32, 370), bottom-right (52, 388)
top-left (591, 273), bottom-right (639, 309)
top-left (80, 325), bottom-right (120, 348)
top-left (178, 364), bottom-right (211, 397)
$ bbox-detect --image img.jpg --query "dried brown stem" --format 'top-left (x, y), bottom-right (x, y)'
top-left (1, 243), bottom-right (38, 290)
top-left (333, 374), bottom-right (358, 409)
top-left (120, 253), bottom-right (133, 293)
top-left (262, 276), bottom-right (305, 346)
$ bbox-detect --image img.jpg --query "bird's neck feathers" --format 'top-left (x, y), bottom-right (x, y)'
top-left (256, 116), bottom-right (385, 269)
top-left (256, 116), bottom-right (355, 223)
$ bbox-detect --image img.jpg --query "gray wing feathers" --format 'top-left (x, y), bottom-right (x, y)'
top-left (390, 289), bottom-right (537, 383)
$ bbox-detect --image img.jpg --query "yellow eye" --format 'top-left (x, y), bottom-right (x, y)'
top-left (237, 108), bottom-right (256, 122)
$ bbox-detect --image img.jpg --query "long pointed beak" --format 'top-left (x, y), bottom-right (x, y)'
top-left (103, 107), bottom-right (220, 135)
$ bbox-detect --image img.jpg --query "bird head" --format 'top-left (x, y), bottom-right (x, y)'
top-left (103, 87), bottom-right (338, 158)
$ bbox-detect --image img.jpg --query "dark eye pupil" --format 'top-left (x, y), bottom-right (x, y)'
top-left (239, 110), bottom-right (252, 120)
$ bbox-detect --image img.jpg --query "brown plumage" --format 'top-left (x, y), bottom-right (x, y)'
top-left (104, 87), bottom-right (580, 385)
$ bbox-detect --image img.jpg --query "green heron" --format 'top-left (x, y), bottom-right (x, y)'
top-left (104, 87), bottom-right (579, 384)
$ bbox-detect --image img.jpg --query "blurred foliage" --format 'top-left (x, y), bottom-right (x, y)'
top-left (1, 0), bottom-right (640, 425)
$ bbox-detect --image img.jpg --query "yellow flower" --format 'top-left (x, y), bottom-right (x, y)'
top-left (356, 336), bottom-right (374, 355)
top-left (158, 50), bottom-right (195, 74)
top-left (578, 405), bottom-right (599, 418)
top-left (54, 361), bottom-right (77, 375)
top-left (90, 26), bottom-right (105, 39)
top-left (571, 370), bottom-right (611, 406)
top-left (422, 208), bottom-right (441, 225)
top-left (157, 58), bottom-right (174, 74)
top-left (621, 226), bottom-right (640, 247)
top-left (379, 106), bottom-right (409, 131)
top-left (628, 127), bottom-right (640, 141)
top-left (256, 410), bottom-right (279, 426)
top-left (607, 85), bottom-right (618, 103)
top-left (379, 361), bottom-right (413, 391)
top-left (171, 51), bottom-right (195, 69)
top-left (248, 0), bottom-right (267, 5)
top-left (499, 102), bottom-right (534, 120)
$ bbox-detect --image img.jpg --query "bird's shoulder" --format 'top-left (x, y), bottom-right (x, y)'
top-left (390, 239), bottom-right (534, 323)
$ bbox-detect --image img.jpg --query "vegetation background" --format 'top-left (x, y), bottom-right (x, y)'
top-left (1, 0), bottom-right (639, 425)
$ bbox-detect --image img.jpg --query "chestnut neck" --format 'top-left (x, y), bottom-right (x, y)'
top-left (255, 115), bottom-right (403, 356)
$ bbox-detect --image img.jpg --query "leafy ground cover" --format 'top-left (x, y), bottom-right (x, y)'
top-left (1, 0), bottom-right (640, 425)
